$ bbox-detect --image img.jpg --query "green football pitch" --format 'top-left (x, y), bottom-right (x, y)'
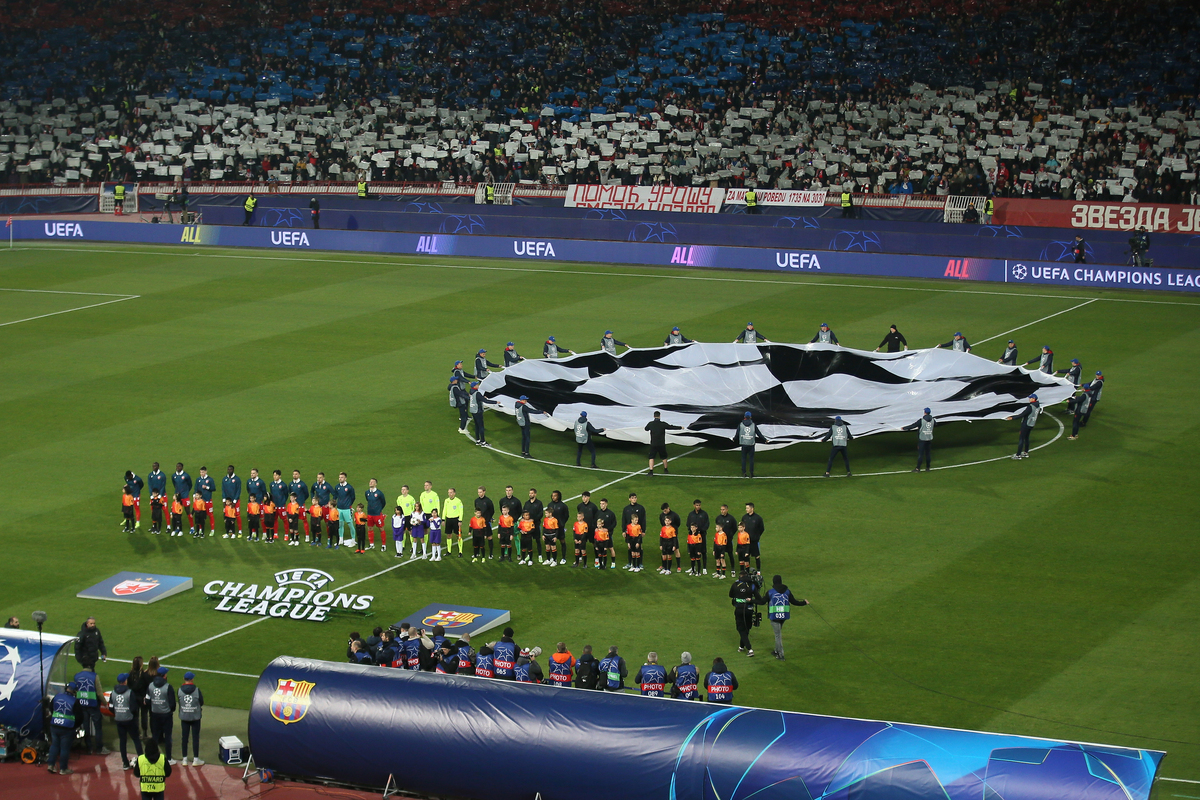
top-left (1, 242), bottom-right (1197, 780)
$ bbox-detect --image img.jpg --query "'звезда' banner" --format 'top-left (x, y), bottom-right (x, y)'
top-left (565, 184), bottom-right (725, 213)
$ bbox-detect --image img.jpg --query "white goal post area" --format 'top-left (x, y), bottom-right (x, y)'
top-left (99, 183), bottom-right (139, 214)
top-left (474, 183), bottom-right (515, 205)
top-left (942, 195), bottom-right (986, 223)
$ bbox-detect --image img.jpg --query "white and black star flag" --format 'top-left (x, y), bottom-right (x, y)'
top-left (478, 343), bottom-right (1076, 450)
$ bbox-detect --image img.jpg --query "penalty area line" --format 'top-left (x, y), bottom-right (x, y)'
top-left (565, 447), bottom-right (703, 502)
top-left (158, 556), bottom-right (422, 660)
top-left (0, 293), bottom-right (139, 328)
top-left (975, 298), bottom-right (1099, 346)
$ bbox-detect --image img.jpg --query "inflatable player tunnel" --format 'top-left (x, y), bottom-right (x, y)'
top-left (0, 629), bottom-right (80, 738)
top-left (248, 657), bottom-right (1164, 800)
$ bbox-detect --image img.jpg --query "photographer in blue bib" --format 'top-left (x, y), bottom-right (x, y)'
top-left (766, 575), bottom-right (809, 661)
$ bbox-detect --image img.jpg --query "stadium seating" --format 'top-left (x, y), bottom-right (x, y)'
top-left (0, 0), bottom-right (1197, 204)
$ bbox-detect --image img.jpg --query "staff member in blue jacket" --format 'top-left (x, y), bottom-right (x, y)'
top-left (515, 396), bottom-right (544, 458)
top-left (450, 377), bottom-right (469, 434)
top-left (997, 340), bottom-right (1018, 365)
top-left (822, 416), bottom-right (853, 477)
top-left (73, 663), bottom-right (107, 754)
top-left (635, 652), bottom-right (667, 697)
top-left (47, 682), bottom-right (80, 774)
top-left (766, 574), bottom-right (809, 660)
top-left (491, 627), bottom-right (520, 680)
top-left (1081, 371), bottom-right (1104, 425)
top-left (668, 652), bottom-right (700, 700)
top-left (542, 336), bottom-right (575, 358)
top-left (901, 408), bottom-right (936, 472)
top-left (664, 326), bottom-right (694, 346)
top-left (600, 330), bottom-right (630, 356)
top-left (1056, 358), bottom-right (1083, 387)
top-left (475, 348), bottom-right (500, 379)
top-left (1006, 394), bottom-right (1041, 459)
top-left (573, 411), bottom-right (606, 468)
top-left (598, 645), bottom-right (628, 692)
top-left (469, 381), bottom-right (499, 447)
top-left (704, 658), bottom-right (738, 704)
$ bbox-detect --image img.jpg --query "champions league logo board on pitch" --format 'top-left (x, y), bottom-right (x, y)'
top-left (76, 572), bottom-right (194, 605)
top-left (394, 604), bottom-right (510, 637)
top-left (203, 568), bottom-right (375, 622)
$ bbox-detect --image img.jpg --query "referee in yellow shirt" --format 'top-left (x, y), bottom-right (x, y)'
top-left (442, 488), bottom-right (465, 558)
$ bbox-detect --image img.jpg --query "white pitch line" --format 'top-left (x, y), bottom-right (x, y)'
top-left (106, 657), bottom-right (260, 679)
top-left (18, 242), bottom-right (1200, 306)
top-left (160, 616), bottom-right (271, 659)
top-left (1159, 777), bottom-right (1200, 784)
top-left (974, 298), bottom-right (1099, 346)
top-left (564, 447), bottom-right (702, 502)
top-left (159, 556), bottom-right (421, 660)
top-left (0, 294), bottom-right (139, 328)
top-left (0, 287), bottom-right (137, 297)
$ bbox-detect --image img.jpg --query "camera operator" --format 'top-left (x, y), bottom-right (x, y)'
top-left (729, 568), bottom-right (765, 657)
top-left (1129, 226), bottom-right (1150, 267)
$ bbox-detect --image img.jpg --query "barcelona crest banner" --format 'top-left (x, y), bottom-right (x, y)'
top-left (270, 679), bottom-right (315, 725)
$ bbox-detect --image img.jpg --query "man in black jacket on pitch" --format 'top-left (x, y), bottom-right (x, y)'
top-left (644, 411), bottom-right (683, 476)
top-left (740, 503), bottom-right (766, 571)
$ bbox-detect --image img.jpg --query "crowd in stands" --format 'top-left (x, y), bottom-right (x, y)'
top-left (2, 0), bottom-right (1199, 204)
top-left (347, 624), bottom-right (741, 702)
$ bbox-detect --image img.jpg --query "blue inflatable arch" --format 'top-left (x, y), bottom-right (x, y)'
top-left (248, 657), bottom-right (1163, 800)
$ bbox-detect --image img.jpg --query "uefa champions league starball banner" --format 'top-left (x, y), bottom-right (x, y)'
top-left (76, 572), bottom-right (193, 605)
top-left (393, 604), bottom-right (511, 637)
top-left (248, 657), bottom-right (1164, 800)
top-left (480, 343), bottom-right (1076, 450)
top-left (0, 629), bottom-right (79, 738)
